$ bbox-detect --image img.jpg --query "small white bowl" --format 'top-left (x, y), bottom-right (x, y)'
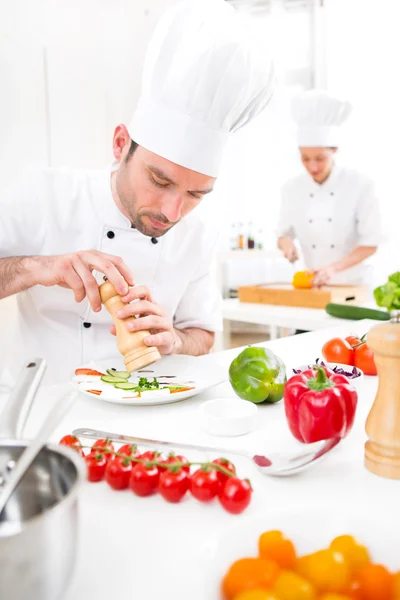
top-left (198, 398), bottom-right (258, 437)
top-left (293, 362), bottom-right (364, 392)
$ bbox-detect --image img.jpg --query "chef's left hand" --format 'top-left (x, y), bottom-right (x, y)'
top-left (110, 285), bottom-right (182, 355)
top-left (312, 265), bottom-right (337, 287)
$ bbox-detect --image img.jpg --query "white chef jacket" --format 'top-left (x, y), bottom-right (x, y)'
top-left (277, 164), bottom-right (383, 285)
top-left (0, 168), bottom-right (222, 385)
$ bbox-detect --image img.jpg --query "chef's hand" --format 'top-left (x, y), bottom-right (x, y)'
top-left (111, 285), bottom-right (181, 355)
top-left (312, 265), bottom-right (337, 287)
top-left (31, 250), bottom-right (134, 311)
top-left (279, 238), bottom-right (299, 263)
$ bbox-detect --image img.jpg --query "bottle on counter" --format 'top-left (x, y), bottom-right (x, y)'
top-left (237, 222), bottom-right (245, 250)
top-left (247, 221), bottom-right (255, 249)
top-left (257, 228), bottom-right (264, 250)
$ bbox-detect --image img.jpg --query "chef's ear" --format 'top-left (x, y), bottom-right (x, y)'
top-left (112, 125), bottom-right (131, 162)
top-left (331, 147), bottom-right (338, 154)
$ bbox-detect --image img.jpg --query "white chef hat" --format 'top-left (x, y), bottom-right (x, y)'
top-left (292, 89), bottom-right (352, 147)
top-left (127, 0), bottom-right (274, 177)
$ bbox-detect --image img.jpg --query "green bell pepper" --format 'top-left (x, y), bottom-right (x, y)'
top-left (229, 346), bottom-right (287, 404)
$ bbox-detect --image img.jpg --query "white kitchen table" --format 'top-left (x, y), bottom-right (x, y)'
top-left (219, 298), bottom-right (369, 347)
top-left (5, 319), bottom-right (398, 600)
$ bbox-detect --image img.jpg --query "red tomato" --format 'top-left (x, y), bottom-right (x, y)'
top-left (219, 478), bottom-right (252, 514)
top-left (190, 468), bottom-right (220, 502)
top-left (159, 468), bottom-right (190, 503)
top-left (85, 452), bottom-right (107, 482)
top-left (354, 343), bottom-right (377, 376)
top-left (105, 456), bottom-right (133, 490)
top-left (91, 439), bottom-right (115, 461)
top-left (212, 458), bottom-right (236, 486)
top-left (345, 335), bottom-right (362, 348)
top-left (118, 444), bottom-right (141, 459)
top-left (59, 434), bottom-right (81, 450)
top-left (160, 454), bottom-right (190, 473)
top-left (129, 463), bottom-right (160, 496)
top-left (322, 337), bottom-right (354, 365)
top-left (59, 435), bottom-right (85, 457)
top-left (140, 450), bottom-right (162, 463)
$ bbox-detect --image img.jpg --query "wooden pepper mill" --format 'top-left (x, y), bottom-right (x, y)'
top-left (99, 279), bottom-right (161, 373)
top-left (365, 311), bottom-right (400, 479)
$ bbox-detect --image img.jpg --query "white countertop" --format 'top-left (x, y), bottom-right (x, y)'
top-left (222, 298), bottom-right (360, 331)
top-left (6, 319), bottom-right (397, 600)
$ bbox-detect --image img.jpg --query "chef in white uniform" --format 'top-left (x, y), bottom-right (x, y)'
top-left (0, 0), bottom-right (274, 384)
top-left (277, 90), bottom-right (382, 287)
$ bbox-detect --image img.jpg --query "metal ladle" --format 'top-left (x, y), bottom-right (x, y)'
top-left (72, 427), bottom-right (341, 477)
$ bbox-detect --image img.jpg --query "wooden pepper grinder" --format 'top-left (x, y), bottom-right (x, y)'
top-left (365, 311), bottom-right (400, 478)
top-left (99, 279), bottom-right (161, 373)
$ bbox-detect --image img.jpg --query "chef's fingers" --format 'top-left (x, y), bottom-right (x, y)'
top-left (88, 251), bottom-right (135, 287)
top-left (110, 325), bottom-right (116, 336)
top-left (116, 300), bottom-right (164, 320)
top-left (80, 251), bottom-right (132, 295)
top-left (58, 263), bottom-right (86, 303)
top-left (142, 331), bottom-right (171, 350)
top-left (312, 273), bottom-right (326, 287)
top-left (125, 315), bottom-right (170, 333)
top-left (121, 285), bottom-right (153, 303)
top-left (72, 256), bottom-right (102, 312)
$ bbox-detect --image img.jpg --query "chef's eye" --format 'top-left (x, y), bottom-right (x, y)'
top-left (151, 176), bottom-right (169, 188)
top-left (188, 192), bottom-right (202, 200)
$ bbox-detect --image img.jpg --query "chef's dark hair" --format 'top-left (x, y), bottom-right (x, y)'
top-left (126, 139), bottom-right (139, 161)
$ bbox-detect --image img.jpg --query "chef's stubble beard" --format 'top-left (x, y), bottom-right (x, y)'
top-left (115, 169), bottom-right (174, 238)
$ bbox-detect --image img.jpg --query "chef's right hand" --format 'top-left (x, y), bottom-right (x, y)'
top-left (279, 239), bottom-right (299, 263)
top-left (30, 250), bottom-right (135, 312)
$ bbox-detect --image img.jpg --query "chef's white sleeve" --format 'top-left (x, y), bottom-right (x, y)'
top-left (276, 183), bottom-right (296, 240)
top-left (173, 230), bottom-right (223, 333)
top-left (356, 179), bottom-right (383, 247)
top-left (0, 170), bottom-right (47, 257)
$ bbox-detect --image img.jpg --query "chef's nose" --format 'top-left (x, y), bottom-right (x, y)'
top-left (309, 161), bottom-right (319, 173)
top-left (161, 193), bottom-right (184, 223)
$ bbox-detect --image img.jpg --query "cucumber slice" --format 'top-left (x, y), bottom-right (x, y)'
top-left (325, 303), bottom-right (390, 321)
top-left (106, 369), bottom-right (130, 379)
top-left (114, 382), bottom-right (138, 390)
top-left (101, 375), bottom-right (130, 384)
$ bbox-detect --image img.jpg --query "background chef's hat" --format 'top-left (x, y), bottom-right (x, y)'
top-left (127, 0), bottom-right (275, 177)
top-left (292, 89), bottom-right (353, 147)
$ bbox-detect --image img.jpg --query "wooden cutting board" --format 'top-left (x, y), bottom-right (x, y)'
top-left (238, 283), bottom-right (368, 309)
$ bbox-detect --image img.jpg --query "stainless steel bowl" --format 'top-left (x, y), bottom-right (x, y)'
top-left (0, 360), bottom-right (85, 600)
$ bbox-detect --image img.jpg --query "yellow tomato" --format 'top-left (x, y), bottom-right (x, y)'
top-left (297, 549), bottom-right (350, 593)
top-left (393, 570), bottom-right (400, 598)
top-left (330, 536), bottom-right (370, 572)
top-left (318, 595), bottom-right (353, 600)
top-left (347, 563), bottom-right (393, 600)
top-left (273, 570), bottom-right (316, 600)
top-left (222, 558), bottom-right (279, 600)
top-left (259, 531), bottom-right (297, 569)
top-left (233, 591), bottom-right (281, 600)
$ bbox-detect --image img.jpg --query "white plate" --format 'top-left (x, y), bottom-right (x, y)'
top-left (203, 508), bottom-right (399, 599)
top-left (70, 354), bottom-right (227, 406)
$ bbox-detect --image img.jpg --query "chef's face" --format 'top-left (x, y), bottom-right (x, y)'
top-left (300, 147), bottom-right (337, 184)
top-left (112, 125), bottom-right (215, 238)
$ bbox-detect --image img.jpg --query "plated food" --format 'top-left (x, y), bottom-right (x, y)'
top-left (70, 355), bottom-right (226, 406)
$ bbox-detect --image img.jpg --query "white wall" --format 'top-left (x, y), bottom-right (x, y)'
top-left (324, 0), bottom-right (400, 285)
top-left (0, 0), bottom-right (176, 184)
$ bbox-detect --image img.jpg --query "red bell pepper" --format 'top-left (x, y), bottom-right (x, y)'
top-left (284, 366), bottom-right (358, 443)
